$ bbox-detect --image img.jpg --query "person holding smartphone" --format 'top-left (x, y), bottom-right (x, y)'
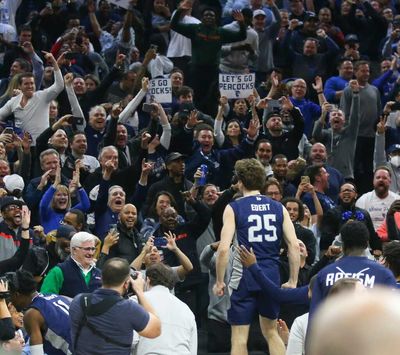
top-left (0, 51), bottom-right (64, 146)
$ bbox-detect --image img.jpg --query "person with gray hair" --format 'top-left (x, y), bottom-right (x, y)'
top-left (40, 231), bottom-right (102, 298)
top-left (83, 143), bottom-right (143, 199)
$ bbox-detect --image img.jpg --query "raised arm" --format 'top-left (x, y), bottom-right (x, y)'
top-left (87, 0), bottom-right (101, 39)
top-left (164, 231), bottom-right (193, 279)
top-left (312, 76), bottom-right (328, 107)
top-left (42, 51), bottom-right (64, 100)
top-left (214, 101), bottom-right (226, 147)
top-left (157, 103), bottom-right (171, 150)
top-left (64, 73), bottom-right (86, 130)
top-left (170, 0), bottom-right (197, 38)
top-left (374, 115), bottom-right (388, 169)
top-left (312, 102), bottom-right (330, 142)
top-left (131, 237), bottom-right (154, 270)
top-left (119, 78), bottom-right (148, 124)
top-left (347, 80), bottom-right (361, 135)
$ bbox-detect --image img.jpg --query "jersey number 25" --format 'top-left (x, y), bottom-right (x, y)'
top-left (248, 214), bottom-right (278, 242)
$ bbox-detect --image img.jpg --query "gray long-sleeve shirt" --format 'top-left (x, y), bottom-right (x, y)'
top-left (340, 83), bottom-right (381, 138)
top-left (0, 68), bottom-right (64, 145)
top-left (313, 94), bottom-right (360, 179)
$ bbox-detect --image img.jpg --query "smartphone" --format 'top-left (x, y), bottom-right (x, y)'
top-left (269, 99), bottom-right (281, 111)
top-left (150, 44), bottom-right (158, 52)
top-left (3, 127), bottom-right (13, 135)
top-left (392, 102), bottom-right (400, 111)
top-left (153, 237), bottom-right (167, 248)
top-left (73, 116), bottom-right (84, 125)
top-left (143, 103), bottom-right (156, 113)
top-left (301, 176), bottom-right (310, 184)
top-left (109, 224), bottom-right (118, 234)
top-left (64, 52), bottom-right (78, 60)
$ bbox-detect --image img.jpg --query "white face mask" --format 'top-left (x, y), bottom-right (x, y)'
top-left (390, 155), bottom-right (400, 168)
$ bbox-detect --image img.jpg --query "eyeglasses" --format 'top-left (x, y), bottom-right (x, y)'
top-left (340, 188), bottom-right (356, 193)
top-left (5, 205), bottom-right (21, 211)
top-left (75, 247), bottom-right (96, 252)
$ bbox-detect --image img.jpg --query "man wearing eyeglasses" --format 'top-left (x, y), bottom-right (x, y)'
top-left (319, 182), bottom-right (380, 256)
top-left (40, 232), bottom-right (102, 298)
top-left (0, 197), bottom-right (32, 262)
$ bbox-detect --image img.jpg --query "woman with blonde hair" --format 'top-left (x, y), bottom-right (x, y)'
top-left (39, 165), bottom-right (90, 233)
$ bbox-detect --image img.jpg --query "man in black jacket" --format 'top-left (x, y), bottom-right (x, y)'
top-left (143, 152), bottom-right (193, 220)
top-left (319, 182), bottom-right (380, 254)
top-left (260, 96), bottom-right (304, 161)
top-left (97, 204), bottom-right (143, 268)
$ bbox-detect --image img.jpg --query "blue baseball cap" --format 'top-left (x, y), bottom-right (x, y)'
top-left (387, 144), bottom-right (400, 154)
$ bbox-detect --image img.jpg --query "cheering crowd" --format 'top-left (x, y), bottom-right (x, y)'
top-left (1, 0), bottom-right (400, 354)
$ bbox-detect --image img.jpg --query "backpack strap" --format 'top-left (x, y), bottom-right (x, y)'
top-left (73, 293), bottom-right (131, 350)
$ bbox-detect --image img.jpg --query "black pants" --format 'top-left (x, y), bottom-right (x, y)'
top-left (189, 64), bottom-right (219, 117)
top-left (170, 56), bottom-right (191, 81)
top-left (207, 318), bottom-right (231, 353)
top-left (354, 136), bottom-right (375, 195)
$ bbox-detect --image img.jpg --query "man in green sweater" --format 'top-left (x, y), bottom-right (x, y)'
top-left (171, 0), bottom-right (247, 116)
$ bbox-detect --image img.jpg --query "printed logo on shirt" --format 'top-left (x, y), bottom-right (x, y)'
top-left (175, 233), bottom-right (188, 241)
top-left (325, 267), bottom-right (375, 288)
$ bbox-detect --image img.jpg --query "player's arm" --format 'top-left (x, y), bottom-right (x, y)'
top-left (214, 205), bottom-right (236, 296)
top-left (24, 308), bottom-right (46, 354)
top-left (281, 207), bottom-right (300, 288)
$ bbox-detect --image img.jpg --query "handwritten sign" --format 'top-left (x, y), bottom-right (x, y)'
top-left (219, 73), bottom-right (255, 99)
top-left (148, 78), bottom-right (172, 103)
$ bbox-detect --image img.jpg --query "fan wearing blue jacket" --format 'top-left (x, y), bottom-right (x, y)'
top-left (39, 166), bottom-right (90, 234)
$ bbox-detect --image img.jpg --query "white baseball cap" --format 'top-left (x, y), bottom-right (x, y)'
top-left (4, 174), bottom-right (24, 192)
top-left (253, 9), bottom-right (266, 18)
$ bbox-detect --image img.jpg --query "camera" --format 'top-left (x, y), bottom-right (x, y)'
top-left (142, 103), bottom-right (157, 113)
top-left (0, 272), bottom-right (17, 298)
top-left (125, 268), bottom-right (139, 297)
top-left (3, 127), bottom-right (13, 135)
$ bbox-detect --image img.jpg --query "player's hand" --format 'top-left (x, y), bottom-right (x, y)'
top-left (237, 245), bottom-right (257, 268)
top-left (277, 319), bottom-right (289, 345)
top-left (213, 281), bottom-right (226, 297)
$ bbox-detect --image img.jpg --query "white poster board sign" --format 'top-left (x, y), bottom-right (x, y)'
top-left (219, 73), bottom-right (255, 99)
top-left (148, 78), bottom-right (172, 103)
top-left (107, 0), bottom-right (130, 9)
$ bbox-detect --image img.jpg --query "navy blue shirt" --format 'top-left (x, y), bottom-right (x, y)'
top-left (310, 256), bottom-right (396, 317)
top-left (29, 294), bottom-right (72, 355)
top-left (70, 288), bottom-right (149, 355)
top-left (230, 195), bottom-right (283, 263)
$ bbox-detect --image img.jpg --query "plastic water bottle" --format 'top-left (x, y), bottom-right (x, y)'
top-left (198, 164), bottom-right (208, 186)
top-left (0, 2), bottom-right (8, 24)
